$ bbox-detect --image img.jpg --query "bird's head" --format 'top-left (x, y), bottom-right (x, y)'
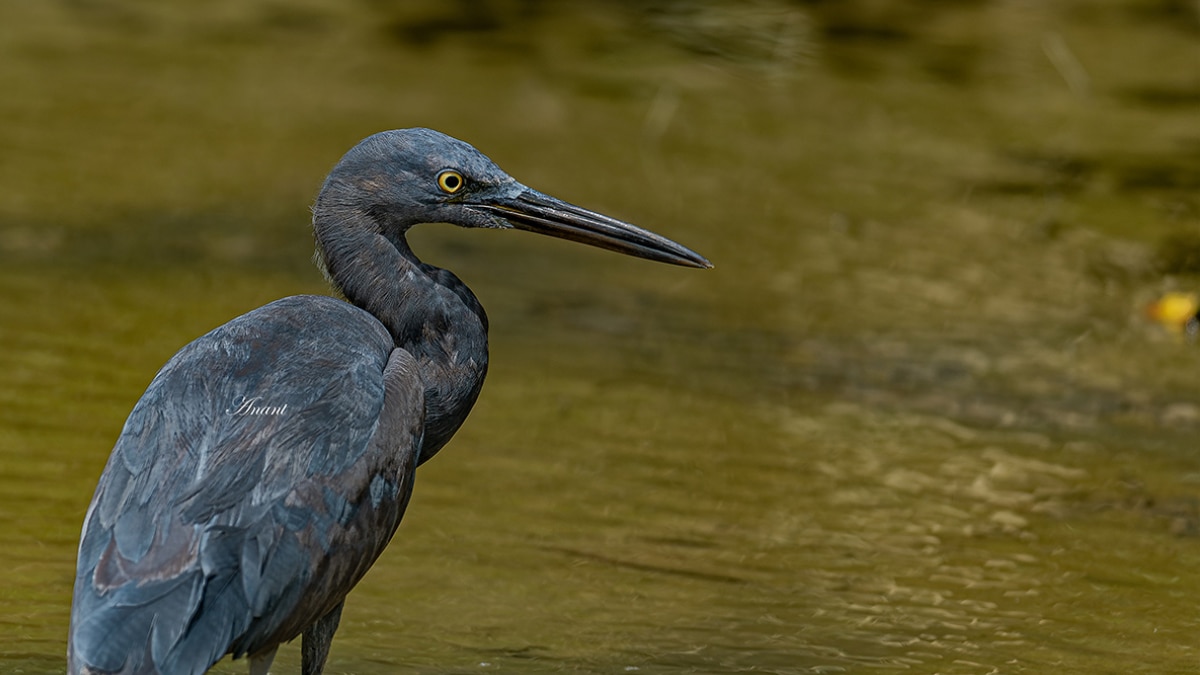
top-left (315, 128), bottom-right (711, 269)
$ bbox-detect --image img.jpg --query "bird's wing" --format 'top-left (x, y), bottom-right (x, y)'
top-left (68, 295), bottom-right (424, 674)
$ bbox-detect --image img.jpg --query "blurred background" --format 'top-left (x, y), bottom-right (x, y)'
top-left (2, 0), bottom-right (1200, 672)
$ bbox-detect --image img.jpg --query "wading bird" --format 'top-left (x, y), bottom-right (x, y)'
top-left (67, 128), bottom-right (710, 675)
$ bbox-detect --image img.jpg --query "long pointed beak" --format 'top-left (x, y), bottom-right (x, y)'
top-left (475, 189), bottom-right (712, 269)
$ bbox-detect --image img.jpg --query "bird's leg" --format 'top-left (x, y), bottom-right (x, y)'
top-left (248, 647), bottom-right (277, 675)
top-left (301, 600), bottom-right (345, 675)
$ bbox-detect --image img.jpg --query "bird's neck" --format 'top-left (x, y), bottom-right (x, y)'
top-left (313, 207), bottom-right (489, 464)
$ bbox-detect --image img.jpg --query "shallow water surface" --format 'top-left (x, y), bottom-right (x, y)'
top-left (2, 1), bottom-right (1200, 673)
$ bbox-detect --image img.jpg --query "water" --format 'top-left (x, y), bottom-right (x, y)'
top-left (2, 1), bottom-right (1200, 672)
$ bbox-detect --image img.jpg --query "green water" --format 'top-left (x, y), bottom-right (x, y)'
top-left (3, 1), bottom-right (1200, 672)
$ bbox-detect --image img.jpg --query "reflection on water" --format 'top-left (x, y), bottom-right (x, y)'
top-left (3, 1), bottom-right (1200, 673)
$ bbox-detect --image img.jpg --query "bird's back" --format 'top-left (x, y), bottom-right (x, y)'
top-left (68, 295), bottom-right (425, 674)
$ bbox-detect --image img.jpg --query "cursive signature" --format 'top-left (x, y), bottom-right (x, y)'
top-left (225, 395), bottom-right (288, 416)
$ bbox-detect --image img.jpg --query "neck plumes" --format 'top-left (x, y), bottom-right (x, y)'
top-left (312, 199), bottom-right (489, 464)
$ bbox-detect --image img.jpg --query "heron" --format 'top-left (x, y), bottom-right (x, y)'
top-left (67, 128), bottom-right (710, 675)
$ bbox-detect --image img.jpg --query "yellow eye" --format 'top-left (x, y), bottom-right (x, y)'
top-left (437, 170), bottom-right (465, 194)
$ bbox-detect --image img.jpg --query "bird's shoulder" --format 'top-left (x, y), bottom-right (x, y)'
top-left (104, 294), bottom-right (398, 493)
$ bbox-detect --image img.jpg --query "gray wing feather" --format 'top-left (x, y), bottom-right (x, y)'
top-left (68, 295), bottom-right (424, 675)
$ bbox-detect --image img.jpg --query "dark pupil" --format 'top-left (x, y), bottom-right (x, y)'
top-left (444, 174), bottom-right (460, 189)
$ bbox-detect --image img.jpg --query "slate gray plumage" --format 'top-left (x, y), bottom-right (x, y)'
top-left (68, 128), bottom-right (709, 674)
